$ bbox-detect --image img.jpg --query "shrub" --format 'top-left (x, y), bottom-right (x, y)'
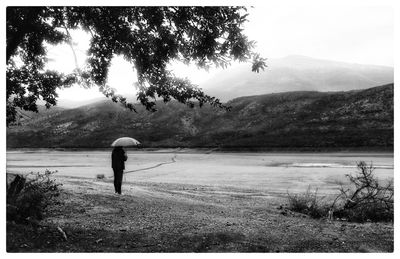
top-left (6, 170), bottom-right (62, 224)
top-left (96, 174), bottom-right (105, 179)
top-left (286, 161), bottom-right (394, 223)
top-left (334, 161), bottom-right (393, 222)
top-left (287, 186), bottom-right (329, 218)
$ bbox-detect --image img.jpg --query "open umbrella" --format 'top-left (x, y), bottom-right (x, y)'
top-left (111, 137), bottom-right (141, 147)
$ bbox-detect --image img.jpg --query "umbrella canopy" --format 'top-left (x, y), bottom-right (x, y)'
top-left (111, 137), bottom-right (141, 147)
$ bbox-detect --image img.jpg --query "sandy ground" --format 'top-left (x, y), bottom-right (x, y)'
top-left (7, 175), bottom-right (394, 252)
top-left (6, 151), bottom-right (394, 252)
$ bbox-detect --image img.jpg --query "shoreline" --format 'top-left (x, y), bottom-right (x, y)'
top-left (6, 147), bottom-right (395, 155)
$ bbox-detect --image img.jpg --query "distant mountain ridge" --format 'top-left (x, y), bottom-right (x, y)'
top-left (7, 84), bottom-right (393, 150)
top-left (53, 55), bottom-right (394, 108)
top-left (56, 97), bottom-right (108, 109)
top-left (200, 55), bottom-right (393, 101)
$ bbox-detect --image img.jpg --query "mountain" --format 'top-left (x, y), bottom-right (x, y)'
top-left (53, 56), bottom-right (393, 109)
top-left (200, 55), bottom-right (394, 101)
top-left (7, 84), bottom-right (393, 150)
top-left (56, 97), bottom-right (108, 109)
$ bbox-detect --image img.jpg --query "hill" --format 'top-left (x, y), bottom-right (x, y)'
top-left (9, 105), bottom-right (66, 126)
top-left (6, 84), bottom-right (393, 150)
top-left (200, 55), bottom-right (394, 101)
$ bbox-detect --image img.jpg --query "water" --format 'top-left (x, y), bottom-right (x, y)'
top-left (6, 150), bottom-right (393, 195)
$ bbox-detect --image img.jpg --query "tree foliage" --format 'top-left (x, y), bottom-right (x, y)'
top-left (6, 6), bottom-right (267, 125)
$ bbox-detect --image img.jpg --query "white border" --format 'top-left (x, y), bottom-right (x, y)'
top-left (1, 0), bottom-right (398, 258)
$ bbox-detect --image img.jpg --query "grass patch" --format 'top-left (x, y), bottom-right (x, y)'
top-left (287, 186), bottom-right (329, 219)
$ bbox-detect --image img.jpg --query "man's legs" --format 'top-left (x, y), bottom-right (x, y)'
top-left (113, 168), bottom-right (123, 194)
top-left (115, 169), bottom-right (123, 194)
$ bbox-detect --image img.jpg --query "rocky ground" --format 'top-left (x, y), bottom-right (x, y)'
top-left (7, 176), bottom-right (394, 252)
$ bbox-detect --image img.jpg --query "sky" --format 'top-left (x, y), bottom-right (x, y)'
top-left (42, 3), bottom-right (394, 102)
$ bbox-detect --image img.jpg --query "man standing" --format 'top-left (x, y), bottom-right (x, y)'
top-left (111, 146), bottom-right (127, 194)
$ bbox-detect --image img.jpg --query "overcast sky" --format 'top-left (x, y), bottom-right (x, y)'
top-left (44, 4), bottom-right (394, 101)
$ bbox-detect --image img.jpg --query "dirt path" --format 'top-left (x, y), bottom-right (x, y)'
top-left (7, 176), bottom-right (394, 252)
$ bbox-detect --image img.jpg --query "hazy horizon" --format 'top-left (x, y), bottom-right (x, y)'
top-left (54, 54), bottom-right (394, 108)
top-left (39, 4), bottom-right (393, 103)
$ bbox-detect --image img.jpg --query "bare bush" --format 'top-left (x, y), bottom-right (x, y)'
top-left (7, 170), bottom-right (62, 224)
top-left (287, 161), bottom-right (394, 223)
top-left (333, 161), bottom-right (393, 222)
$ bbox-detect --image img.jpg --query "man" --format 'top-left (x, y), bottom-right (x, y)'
top-left (111, 146), bottom-right (127, 194)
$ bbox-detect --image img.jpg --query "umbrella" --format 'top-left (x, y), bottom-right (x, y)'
top-left (111, 137), bottom-right (141, 147)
